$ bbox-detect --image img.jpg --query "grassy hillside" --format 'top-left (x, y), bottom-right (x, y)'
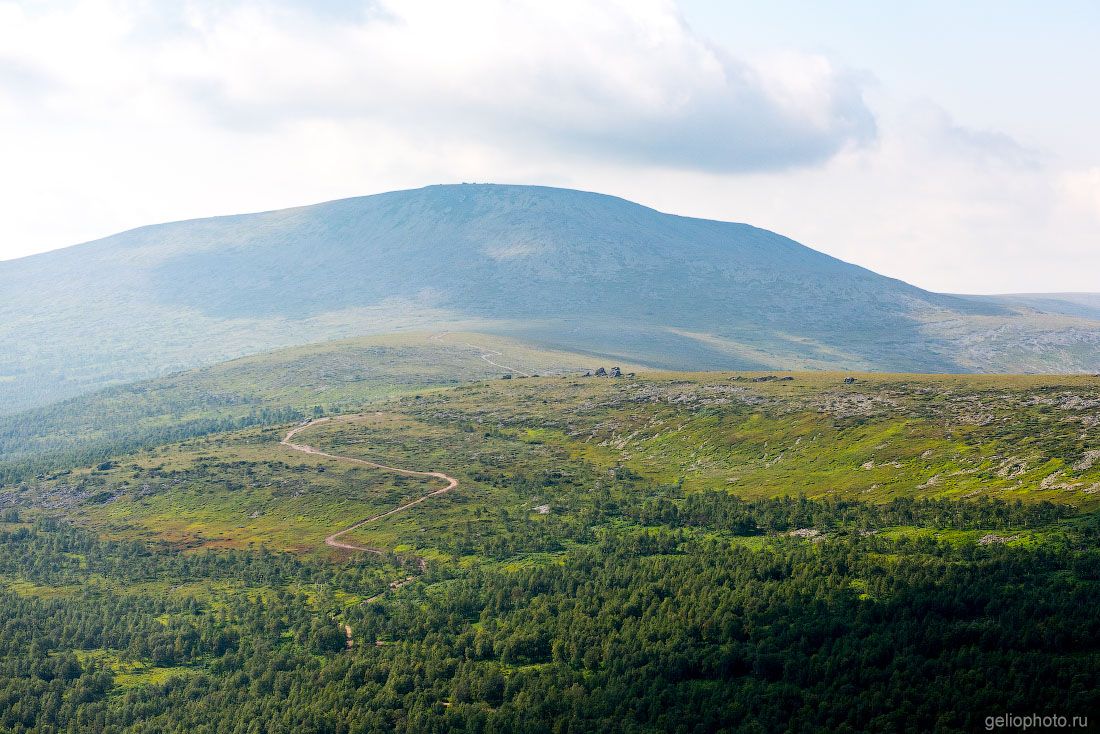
top-left (2, 371), bottom-right (1099, 730)
top-left (0, 332), bottom-right (618, 483)
top-left (3, 184), bottom-right (1098, 413)
top-left (3, 371), bottom-right (1099, 731)
top-left (11, 370), bottom-right (1098, 558)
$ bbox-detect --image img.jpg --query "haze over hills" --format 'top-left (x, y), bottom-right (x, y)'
top-left (2, 183), bottom-right (1098, 413)
top-left (0, 332), bottom-right (609, 479)
top-left (975, 293), bottom-right (1100, 321)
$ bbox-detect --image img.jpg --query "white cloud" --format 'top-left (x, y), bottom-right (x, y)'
top-left (1, 0), bottom-right (874, 165)
top-left (0, 0), bottom-right (1096, 295)
top-left (0, 0), bottom-right (874, 257)
top-left (592, 99), bottom-right (1098, 294)
top-left (1061, 168), bottom-right (1100, 221)
top-left (174, 0), bottom-right (875, 171)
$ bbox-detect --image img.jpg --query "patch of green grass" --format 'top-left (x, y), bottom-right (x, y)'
top-left (877, 526), bottom-right (1048, 547)
top-left (73, 649), bottom-right (199, 690)
top-left (0, 576), bottom-right (83, 599)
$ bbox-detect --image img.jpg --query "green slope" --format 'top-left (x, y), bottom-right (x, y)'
top-left (0, 332), bottom-right (616, 481)
top-left (3, 368), bottom-right (1098, 731)
top-left (13, 369), bottom-right (1099, 555)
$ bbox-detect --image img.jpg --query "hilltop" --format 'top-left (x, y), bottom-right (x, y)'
top-left (2, 183), bottom-right (1098, 412)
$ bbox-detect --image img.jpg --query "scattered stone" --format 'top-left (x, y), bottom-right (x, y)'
top-left (788, 528), bottom-right (821, 539)
top-left (532, 504), bottom-right (551, 515)
top-left (917, 474), bottom-right (943, 489)
top-left (1073, 450), bottom-right (1100, 472)
top-left (996, 458), bottom-right (1029, 479)
top-left (1040, 472), bottom-right (1071, 490)
top-left (1026, 393), bottom-right (1100, 410)
top-left (978, 533), bottom-right (1020, 545)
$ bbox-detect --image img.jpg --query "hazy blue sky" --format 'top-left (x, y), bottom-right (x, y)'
top-left (1, 0), bottom-right (1097, 293)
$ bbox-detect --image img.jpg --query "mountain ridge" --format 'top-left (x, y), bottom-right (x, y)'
top-left (1, 183), bottom-right (1098, 413)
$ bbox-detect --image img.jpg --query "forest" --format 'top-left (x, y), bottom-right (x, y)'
top-left (1, 495), bottom-right (1098, 732)
top-left (2, 371), bottom-right (1099, 732)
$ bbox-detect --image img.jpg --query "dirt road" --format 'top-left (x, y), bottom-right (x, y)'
top-left (281, 416), bottom-right (461, 648)
top-left (428, 332), bottom-right (533, 377)
top-left (280, 418), bottom-right (459, 553)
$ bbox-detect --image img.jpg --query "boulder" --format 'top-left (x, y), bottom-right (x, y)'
top-left (594, 367), bottom-right (608, 377)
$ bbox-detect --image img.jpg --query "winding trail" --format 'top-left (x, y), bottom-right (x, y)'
top-left (469, 344), bottom-right (532, 377)
top-left (279, 338), bottom-right (522, 645)
top-left (429, 332), bottom-right (533, 377)
top-left (280, 417), bottom-right (459, 553)
top-left (281, 416), bottom-right (461, 648)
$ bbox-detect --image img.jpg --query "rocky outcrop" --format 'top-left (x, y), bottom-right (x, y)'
top-left (584, 366), bottom-right (629, 378)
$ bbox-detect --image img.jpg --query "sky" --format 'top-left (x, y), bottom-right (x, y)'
top-left (0, 0), bottom-right (1097, 294)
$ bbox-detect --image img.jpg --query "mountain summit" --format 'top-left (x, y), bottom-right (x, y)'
top-left (1, 184), bottom-right (1097, 412)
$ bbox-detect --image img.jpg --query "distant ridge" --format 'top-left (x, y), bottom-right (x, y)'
top-left (1, 183), bottom-right (1098, 412)
top-left (972, 293), bottom-right (1100, 321)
